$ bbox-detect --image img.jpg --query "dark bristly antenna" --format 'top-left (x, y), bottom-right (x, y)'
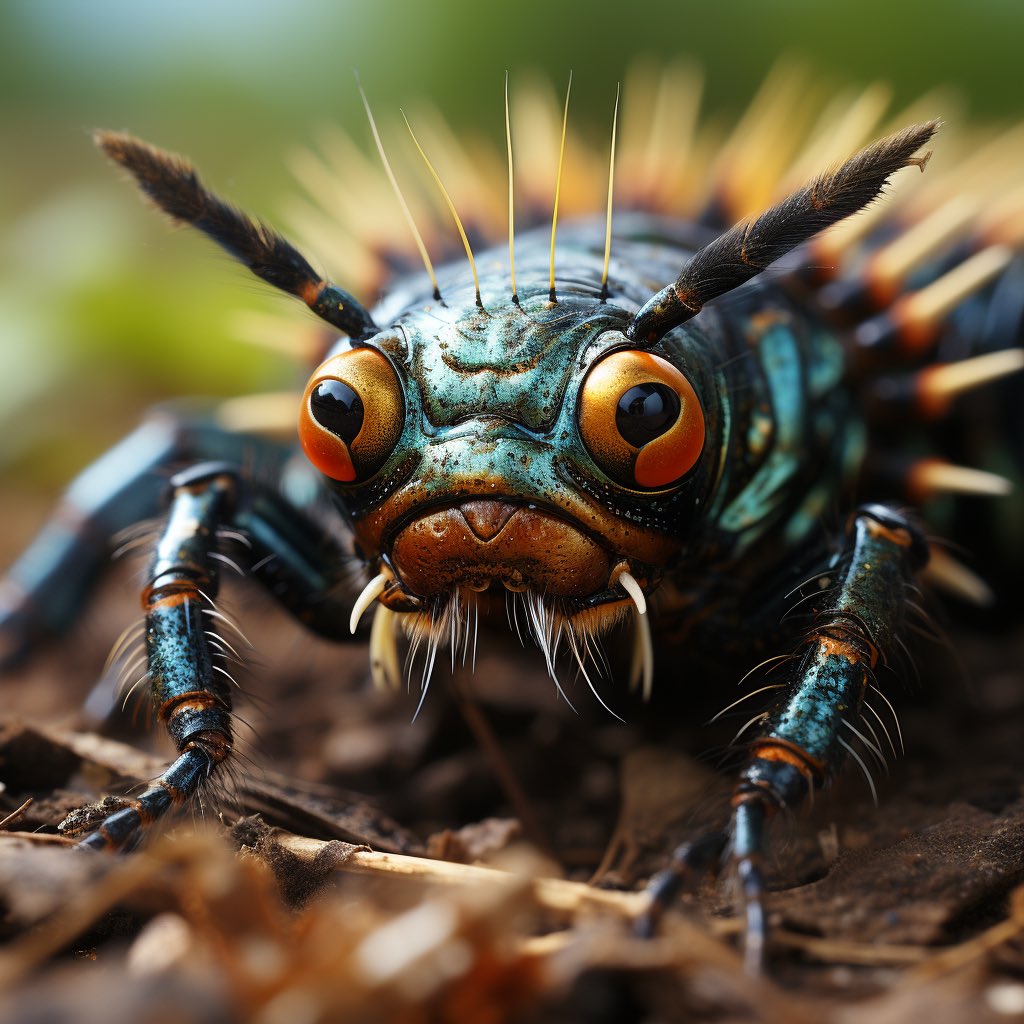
top-left (402, 110), bottom-right (484, 310)
top-left (549, 70), bottom-right (573, 304)
top-left (600, 82), bottom-right (621, 302)
top-left (505, 71), bottom-right (519, 306)
top-left (95, 130), bottom-right (379, 339)
top-left (357, 76), bottom-right (443, 303)
top-left (626, 119), bottom-right (941, 345)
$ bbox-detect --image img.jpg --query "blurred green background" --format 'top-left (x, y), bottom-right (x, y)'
top-left (1, 0), bottom-right (1021, 535)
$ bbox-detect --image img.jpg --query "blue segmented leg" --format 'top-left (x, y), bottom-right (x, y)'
top-left (0, 410), bottom-right (302, 669)
top-left (638, 504), bottom-right (929, 973)
top-left (76, 462), bottom-right (239, 851)
top-left (0, 418), bottom-right (182, 669)
top-left (233, 483), bottom-right (366, 641)
top-left (75, 460), bottom-right (360, 851)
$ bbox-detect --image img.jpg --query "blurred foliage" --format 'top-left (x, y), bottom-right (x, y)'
top-left (0, 0), bottom-right (1021, 493)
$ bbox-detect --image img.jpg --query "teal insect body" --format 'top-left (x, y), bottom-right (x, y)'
top-left (332, 228), bottom-right (703, 597)
top-left (1, 106), bottom-right (1019, 973)
top-left (336, 217), bottom-right (859, 638)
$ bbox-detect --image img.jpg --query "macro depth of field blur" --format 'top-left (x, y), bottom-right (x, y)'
top-left (0, 0), bottom-right (1021, 560)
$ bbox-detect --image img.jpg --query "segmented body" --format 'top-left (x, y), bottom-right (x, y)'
top-left (1, 73), bottom-right (1022, 971)
top-left (359, 214), bottom-right (861, 627)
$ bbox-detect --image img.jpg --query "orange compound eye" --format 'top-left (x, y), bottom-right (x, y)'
top-left (578, 350), bottom-right (704, 489)
top-left (298, 346), bottom-right (404, 483)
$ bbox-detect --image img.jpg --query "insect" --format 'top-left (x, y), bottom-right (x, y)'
top-left (1, 70), bottom-right (1022, 973)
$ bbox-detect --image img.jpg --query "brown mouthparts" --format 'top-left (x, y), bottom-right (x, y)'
top-left (389, 500), bottom-right (611, 598)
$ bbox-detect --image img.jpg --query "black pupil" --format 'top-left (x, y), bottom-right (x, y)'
top-left (615, 383), bottom-right (680, 447)
top-left (310, 380), bottom-right (364, 443)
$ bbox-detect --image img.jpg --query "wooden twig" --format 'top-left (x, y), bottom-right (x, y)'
top-left (773, 929), bottom-right (929, 966)
top-left (910, 884), bottom-right (1024, 980)
top-left (450, 688), bottom-right (553, 857)
top-left (275, 833), bottom-right (646, 918)
top-left (0, 799), bottom-right (35, 831)
top-left (274, 834), bottom-right (949, 969)
top-left (0, 831), bottom-right (75, 846)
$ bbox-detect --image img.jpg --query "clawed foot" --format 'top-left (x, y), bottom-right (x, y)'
top-left (635, 798), bottom-right (770, 975)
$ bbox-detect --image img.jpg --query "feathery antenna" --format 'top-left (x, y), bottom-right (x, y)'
top-left (627, 119), bottom-right (941, 345)
top-left (600, 82), bottom-right (621, 301)
top-left (403, 111), bottom-right (483, 310)
top-left (95, 131), bottom-right (378, 339)
top-left (505, 71), bottom-right (519, 306)
top-left (357, 78), bottom-right (442, 302)
top-left (549, 71), bottom-right (573, 304)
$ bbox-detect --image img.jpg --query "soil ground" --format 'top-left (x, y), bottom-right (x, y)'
top-left (1, 501), bottom-right (1023, 1022)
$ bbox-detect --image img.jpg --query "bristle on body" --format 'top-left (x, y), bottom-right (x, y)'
top-left (274, 65), bottom-right (1024, 337)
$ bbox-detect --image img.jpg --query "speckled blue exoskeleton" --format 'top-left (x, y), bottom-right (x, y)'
top-left (2, 81), bottom-right (1022, 972)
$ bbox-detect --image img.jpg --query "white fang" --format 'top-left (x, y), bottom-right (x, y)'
top-left (350, 572), bottom-right (388, 634)
top-left (370, 603), bottom-right (402, 690)
top-left (629, 605), bottom-right (655, 701)
top-left (617, 570), bottom-right (647, 616)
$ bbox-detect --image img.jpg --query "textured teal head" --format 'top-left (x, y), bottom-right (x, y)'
top-left (298, 268), bottom-right (710, 646)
